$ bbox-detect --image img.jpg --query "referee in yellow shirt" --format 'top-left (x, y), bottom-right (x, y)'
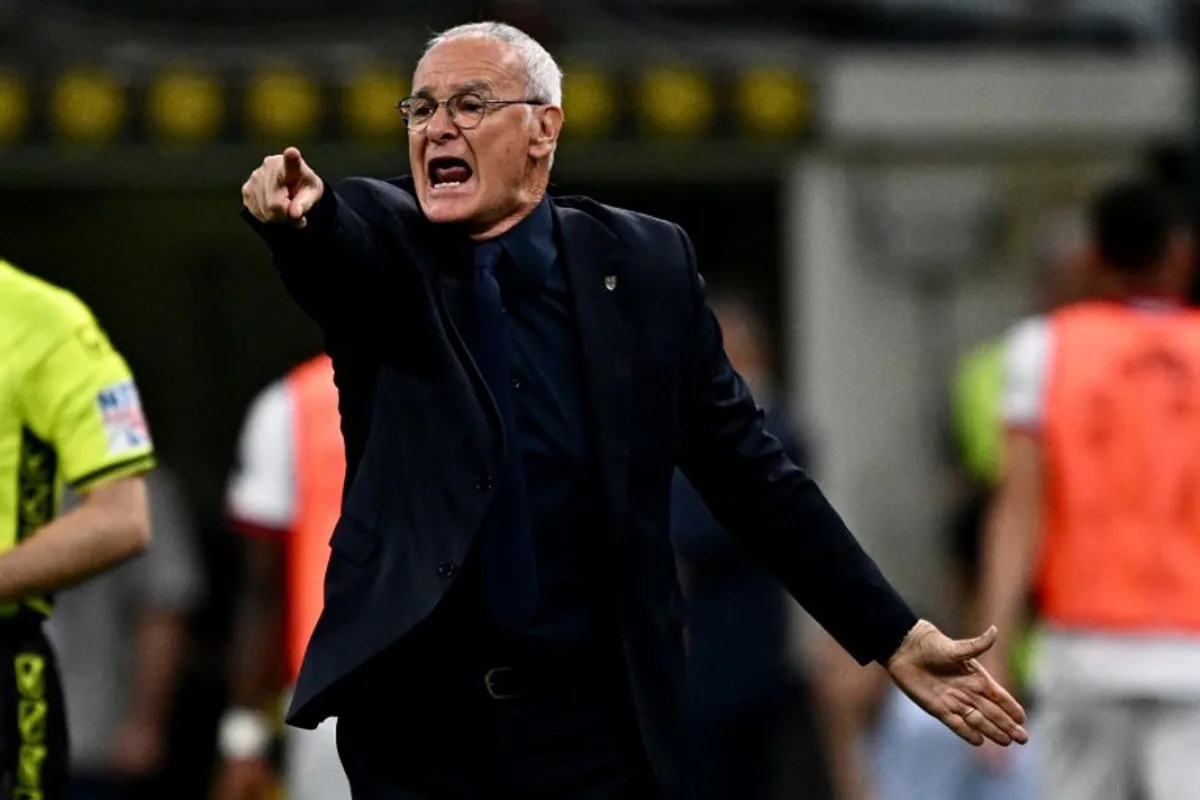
top-left (0, 260), bottom-right (156, 799)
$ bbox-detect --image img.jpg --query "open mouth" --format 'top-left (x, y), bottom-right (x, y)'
top-left (428, 157), bottom-right (474, 188)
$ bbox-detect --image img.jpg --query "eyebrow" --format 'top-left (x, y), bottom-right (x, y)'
top-left (411, 79), bottom-right (495, 99)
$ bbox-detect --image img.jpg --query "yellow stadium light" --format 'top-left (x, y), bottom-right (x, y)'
top-left (736, 68), bottom-right (811, 137)
top-left (0, 72), bottom-right (28, 144)
top-left (637, 67), bottom-right (714, 137)
top-left (148, 70), bottom-right (223, 143)
top-left (344, 69), bottom-right (407, 138)
top-left (50, 69), bottom-right (126, 143)
top-left (247, 69), bottom-right (319, 139)
top-left (561, 67), bottom-right (615, 138)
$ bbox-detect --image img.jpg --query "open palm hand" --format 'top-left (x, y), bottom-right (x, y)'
top-left (886, 620), bottom-right (1029, 748)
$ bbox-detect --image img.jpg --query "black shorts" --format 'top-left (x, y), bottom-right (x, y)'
top-left (0, 614), bottom-right (68, 800)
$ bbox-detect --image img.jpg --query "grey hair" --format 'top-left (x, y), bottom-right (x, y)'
top-left (423, 21), bottom-right (563, 107)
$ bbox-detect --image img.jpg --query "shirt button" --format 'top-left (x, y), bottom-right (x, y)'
top-left (437, 561), bottom-right (458, 579)
top-left (511, 377), bottom-right (521, 389)
top-left (475, 475), bottom-right (494, 492)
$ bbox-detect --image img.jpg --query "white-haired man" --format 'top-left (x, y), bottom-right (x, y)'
top-left (240, 21), bottom-right (1027, 799)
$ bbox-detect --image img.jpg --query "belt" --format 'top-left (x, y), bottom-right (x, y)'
top-left (343, 657), bottom-right (624, 721)
top-left (359, 630), bottom-right (624, 705)
top-left (477, 661), bottom-right (603, 701)
top-left (475, 653), bottom-right (623, 701)
top-left (482, 666), bottom-right (524, 700)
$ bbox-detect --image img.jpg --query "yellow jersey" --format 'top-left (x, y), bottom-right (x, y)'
top-left (0, 261), bottom-right (156, 614)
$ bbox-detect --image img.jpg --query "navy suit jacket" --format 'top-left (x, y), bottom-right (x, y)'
top-left (244, 177), bottom-right (916, 798)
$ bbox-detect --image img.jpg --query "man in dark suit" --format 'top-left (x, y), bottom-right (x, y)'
top-left (240, 21), bottom-right (1027, 800)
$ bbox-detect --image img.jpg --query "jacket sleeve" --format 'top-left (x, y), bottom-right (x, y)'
top-left (240, 181), bottom-right (406, 336)
top-left (672, 225), bottom-right (917, 666)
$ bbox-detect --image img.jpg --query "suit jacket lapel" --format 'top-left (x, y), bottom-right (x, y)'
top-left (555, 203), bottom-right (635, 537)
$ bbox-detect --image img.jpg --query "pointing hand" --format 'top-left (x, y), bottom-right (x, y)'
top-left (241, 146), bottom-right (325, 229)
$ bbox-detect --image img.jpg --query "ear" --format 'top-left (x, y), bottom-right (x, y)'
top-left (529, 105), bottom-right (564, 161)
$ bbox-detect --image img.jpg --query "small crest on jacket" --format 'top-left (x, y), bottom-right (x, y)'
top-left (604, 275), bottom-right (617, 291)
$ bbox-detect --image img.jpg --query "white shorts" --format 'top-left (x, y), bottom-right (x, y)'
top-left (1036, 697), bottom-right (1200, 800)
top-left (282, 712), bottom-right (351, 800)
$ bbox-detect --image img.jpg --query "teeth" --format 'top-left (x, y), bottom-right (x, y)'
top-left (434, 181), bottom-right (463, 187)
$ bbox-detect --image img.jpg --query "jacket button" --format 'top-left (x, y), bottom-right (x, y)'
top-left (475, 475), bottom-right (494, 492)
top-left (437, 561), bottom-right (458, 579)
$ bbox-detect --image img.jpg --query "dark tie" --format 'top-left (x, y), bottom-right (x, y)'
top-left (464, 241), bottom-right (539, 629)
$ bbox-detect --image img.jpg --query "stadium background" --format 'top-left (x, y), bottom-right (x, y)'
top-left (0, 1), bottom-right (1193, 797)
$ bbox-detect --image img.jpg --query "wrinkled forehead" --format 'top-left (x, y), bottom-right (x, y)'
top-left (412, 37), bottom-right (525, 98)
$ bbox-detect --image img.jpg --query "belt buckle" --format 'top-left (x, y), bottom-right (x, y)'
top-left (484, 666), bottom-right (521, 700)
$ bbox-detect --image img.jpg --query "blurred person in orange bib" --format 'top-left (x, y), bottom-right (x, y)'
top-left (981, 177), bottom-right (1200, 800)
top-left (813, 212), bottom-right (1092, 800)
top-left (214, 354), bottom-right (351, 800)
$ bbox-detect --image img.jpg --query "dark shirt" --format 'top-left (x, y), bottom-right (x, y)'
top-left (468, 198), bottom-right (609, 652)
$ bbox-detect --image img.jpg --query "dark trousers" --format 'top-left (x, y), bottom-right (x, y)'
top-left (335, 654), bottom-right (658, 799)
top-left (0, 614), bottom-right (69, 800)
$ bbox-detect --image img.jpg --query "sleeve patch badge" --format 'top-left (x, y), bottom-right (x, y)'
top-left (96, 380), bottom-right (150, 455)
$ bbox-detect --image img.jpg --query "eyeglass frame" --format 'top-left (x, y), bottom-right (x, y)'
top-left (396, 91), bottom-right (546, 132)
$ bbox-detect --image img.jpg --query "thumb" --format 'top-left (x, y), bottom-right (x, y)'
top-left (946, 625), bottom-right (998, 662)
top-left (281, 146), bottom-right (305, 187)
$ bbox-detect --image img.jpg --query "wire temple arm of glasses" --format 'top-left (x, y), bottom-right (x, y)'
top-left (396, 97), bottom-right (545, 110)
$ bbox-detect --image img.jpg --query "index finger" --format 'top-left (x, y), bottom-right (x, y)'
top-left (281, 147), bottom-right (305, 184)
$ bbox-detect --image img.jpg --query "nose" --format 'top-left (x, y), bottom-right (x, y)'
top-left (424, 104), bottom-right (459, 142)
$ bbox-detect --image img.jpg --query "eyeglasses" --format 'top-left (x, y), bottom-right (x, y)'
top-left (397, 92), bottom-right (544, 132)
